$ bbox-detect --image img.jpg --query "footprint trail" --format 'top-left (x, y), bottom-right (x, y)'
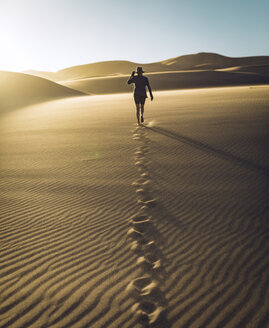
top-left (127, 123), bottom-right (168, 327)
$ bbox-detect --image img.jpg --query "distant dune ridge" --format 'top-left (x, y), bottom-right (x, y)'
top-left (25, 52), bottom-right (269, 81)
top-left (1, 52), bottom-right (269, 112)
top-left (0, 71), bottom-right (86, 112)
top-left (24, 52), bottom-right (269, 95)
top-left (58, 69), bottom-right (269, 95)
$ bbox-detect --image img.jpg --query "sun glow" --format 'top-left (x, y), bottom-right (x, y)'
top-left (0, 0), bottom-right (268, 72)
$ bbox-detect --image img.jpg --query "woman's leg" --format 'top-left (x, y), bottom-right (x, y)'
top-left (140, 96), bottom-right (146, 122)
top-left (141, 103), bottom-right (144, 122)
top-left (136, 103), bottom-right (140, 124)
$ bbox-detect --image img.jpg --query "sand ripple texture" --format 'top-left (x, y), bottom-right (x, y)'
top-left (1, 86), bottom-right (269, 328)
top-left (0, 95), bottom-right (140, 328)
top-left (135, 86), bottom-right (269, 328)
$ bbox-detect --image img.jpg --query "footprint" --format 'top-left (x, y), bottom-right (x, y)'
top-left (137, 256), bottom-right (162, 272)
top-left (136, 188), bottom-right (151, 198)
top-left (132, 180), bottom-right (147, 187)
top-left (144, 241), bottom-right (158, 254)
top-left (141, 179), bottom-right (151, 187)
top-left (130, 214), bottom-right (152, 232)
top-left (141, 281), bottom-right (163, 300)
top-left (137, 205), bottom-right (152, 217)
top-left (135, 150), bottom-right (144, 156)
top-left (136, 181), bottom-right (151, 193)
top-left (134, 153), bottom-right (146, 159)
top-left (132, 176), bottom-right (151, 187)
top-left (135, 161), bottom-right (147, 168)
top-left (130, 240), bottom-right (143, 254)
top-left (130, 239), bottom-right (157, 254)
top-left (140, 172), bottom-right (150, 180)
top-left (135, 159), bottom-right (148, 166)
top-left (132, 301), bottom-right (165, 325)
top-left (137, 197), bottom-right (154, 206)
top-left (134, 172), bottom-right (151, 185)
top-left (137, 167), bottom-right (149, 174)
top-left (126, 275), bottom-right (161, 300)
top-left (139, 145), bottom-right (149, 150)
top-left (137, 148), bottom-right (149, 155)
top-left (127, 228), bottom-right (145, 241)
top-left (137, 199), bottom-right (156, 208)
top-left (130, 214), bottom-right (151, 223)
top-left (135, 156), bottom-right (145, 162)
top-left (132, 181), bottom-right (141, 187)
top-left (126, 275), bottom-right (153, 296)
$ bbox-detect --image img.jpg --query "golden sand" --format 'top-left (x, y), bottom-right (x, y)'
top-left (0, 86), bottom-right (269, 327)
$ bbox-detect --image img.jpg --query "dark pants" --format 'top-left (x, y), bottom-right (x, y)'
top-left (134, 94), bottom-right (146, 105)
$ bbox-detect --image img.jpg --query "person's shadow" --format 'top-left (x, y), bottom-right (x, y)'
top-left (145, 126), bottom-right (269, 178)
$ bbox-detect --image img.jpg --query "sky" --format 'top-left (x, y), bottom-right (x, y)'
top-left (0, 0), bottom-right (268, 72)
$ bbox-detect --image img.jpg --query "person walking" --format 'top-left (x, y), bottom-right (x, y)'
top-left (127, 67), bottom-right (153, 125)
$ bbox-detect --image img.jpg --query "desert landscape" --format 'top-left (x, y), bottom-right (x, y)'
top-left (0, 52), bottom-right (269, 328)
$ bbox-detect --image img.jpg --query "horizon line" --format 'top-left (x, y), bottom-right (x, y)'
top-left (2, 51), bottom-right (269, 74)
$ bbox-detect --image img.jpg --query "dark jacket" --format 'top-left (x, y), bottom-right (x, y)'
top-left (128, 75), bottom-right (152, 98)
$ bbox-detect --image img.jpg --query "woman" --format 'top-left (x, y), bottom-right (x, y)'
top-left (128, 67), bottom-right (153, 125)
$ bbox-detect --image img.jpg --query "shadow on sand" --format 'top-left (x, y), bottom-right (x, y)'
top-left (145, 126), bottom-right (269, 179)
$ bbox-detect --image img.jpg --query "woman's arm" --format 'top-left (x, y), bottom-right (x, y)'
top-left (146, 77), bottom-right (153, 100)
top-left (127, 71), bottom-right (135, 84)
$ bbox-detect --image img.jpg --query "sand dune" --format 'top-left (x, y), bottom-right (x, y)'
top-left (25, 52), bottom-right (269, 81)
top-left (60, 70), bottom-right (269, 95)
top-left (161, 52), bottom-right (269, 70)
top-left (23, 53), bottom-right (269, 95)
top-left (217, 64), bottom-right (269, 76)
top-left (0, 71), bottom-right (86, 112)
top-left (0, 85), bottom-right (268, 327)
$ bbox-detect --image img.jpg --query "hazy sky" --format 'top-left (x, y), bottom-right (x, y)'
top-left (0, 0), bottom-right (268, 72)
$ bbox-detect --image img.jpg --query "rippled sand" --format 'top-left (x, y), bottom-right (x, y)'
top-left (1, 86), bottom-right (268, 327)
